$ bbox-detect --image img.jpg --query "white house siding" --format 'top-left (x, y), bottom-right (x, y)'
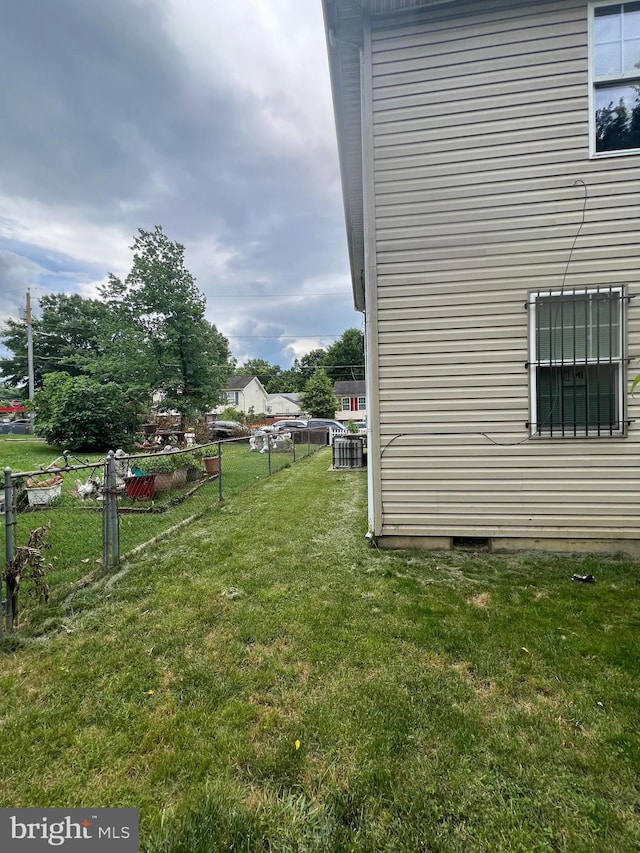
top-left (266, 395), bottom-right (303, 417)
top-left (214, 378), bottom-right (267, 416)
top-left (369, 0), bottom-right (640, 548)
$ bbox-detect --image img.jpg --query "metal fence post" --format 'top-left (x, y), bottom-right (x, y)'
top-left (102, 457), bottom-right (111, 570)
top-left (217, 441), bottom-right (223, 502)
top-left (267, 435), bottom-right (272, 476)
top-left (3, 467), bottom-right (15, 635)
top-left (106, 451), bottom-right (119, 568)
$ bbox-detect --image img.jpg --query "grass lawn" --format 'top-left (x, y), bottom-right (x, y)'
top-left (0, 437), bottom-right (317, 632)
top-left (0, 448), bottom-right (638, 851)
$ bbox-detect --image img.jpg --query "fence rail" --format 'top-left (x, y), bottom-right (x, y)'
top-left (1, 431), bottom-right (329, 636)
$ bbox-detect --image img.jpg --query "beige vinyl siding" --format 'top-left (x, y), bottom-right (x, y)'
top-left (369, 0), bottom-right (640, 542)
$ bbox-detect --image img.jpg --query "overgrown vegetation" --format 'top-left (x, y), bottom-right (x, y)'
top-left (4, 522), bottom-right (53, 629)
top-left (0, 451), bottom-right (638, 851)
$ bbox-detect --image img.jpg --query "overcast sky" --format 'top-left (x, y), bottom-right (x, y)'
top-left (0, 0), bottom-right (356, 370)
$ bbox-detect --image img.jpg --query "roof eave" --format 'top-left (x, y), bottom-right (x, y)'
top-left (323, 0), bottom-right (462, 312)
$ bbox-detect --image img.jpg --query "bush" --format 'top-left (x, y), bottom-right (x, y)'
top-left (30, 373), bottom-right (134, 451)
top-left (143, 452), bottom-right (179, 474)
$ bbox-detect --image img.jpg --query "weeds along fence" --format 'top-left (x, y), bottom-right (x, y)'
top-left (1, 430), bottom-right (328, 636)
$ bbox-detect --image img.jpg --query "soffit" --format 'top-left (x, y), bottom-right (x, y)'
top-left (323, 0), bottom-right (463, 310)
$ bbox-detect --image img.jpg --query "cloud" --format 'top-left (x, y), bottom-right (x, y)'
top-left (0, 0), bottom-right (354, 372)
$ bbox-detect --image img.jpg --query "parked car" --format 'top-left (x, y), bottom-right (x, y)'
top-left (208, 420), bottom-right (250, 440)
top-left (270, 419), bottom-right (308, 433)
top-left (0, 419), bottom-right (32, 435)
top-left (307, 419), bottom-right (348, 432)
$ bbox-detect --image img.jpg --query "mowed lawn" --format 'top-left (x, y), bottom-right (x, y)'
top-left (0, 448), bottom-right (638, 852)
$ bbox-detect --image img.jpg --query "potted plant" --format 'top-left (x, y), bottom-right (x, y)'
top-left (171, 451), bottom-right (192, 488)
top-left (25, 471), bottom-right (64, 507)
top-left (193, 444), bottom-right (219, 477)
top-left (143, 452), bottom-right (177, 494)
top-left (180, 451), bottom-right (203, 483)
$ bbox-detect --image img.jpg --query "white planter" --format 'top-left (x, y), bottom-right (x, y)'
top-left (26, 483), bottom-right (62, 506)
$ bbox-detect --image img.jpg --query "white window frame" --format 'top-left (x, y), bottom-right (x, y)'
top-left (528, 286), bottom-right (625, 437)
top-left (357, 396), bottom-right (366, 410)
top-left (589, 1), bottom-right (640, 157)
top-left (341, 397), bottom-right (350, 411)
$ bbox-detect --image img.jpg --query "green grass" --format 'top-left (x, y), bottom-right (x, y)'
top-left (0, 449), bottom-right (638, 851)
top-left (0, 437), bottom-right (320, 633)
top-left (0, 435), bottom-right (73, 472)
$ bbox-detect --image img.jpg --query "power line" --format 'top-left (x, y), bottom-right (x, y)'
top-left (229, 334), bottom-right (344, 339)
top-left (212, 292), bottom-right (350, 298)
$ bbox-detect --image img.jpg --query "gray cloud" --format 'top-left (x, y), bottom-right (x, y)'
top-left (0, 0), bottom-right (353, 369)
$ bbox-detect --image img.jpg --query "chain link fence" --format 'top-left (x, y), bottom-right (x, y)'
top-left (1, 430), bottom-right (330, 635)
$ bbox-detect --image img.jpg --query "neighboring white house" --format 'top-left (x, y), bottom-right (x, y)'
top-left (334, 380), bottom-right (367, 424)
top-left (266, 393), bottom-right (303, 418)
top-left (213, 375), bottom-right (268, 416)
top-left (323, 0), bottom-right (640, 554)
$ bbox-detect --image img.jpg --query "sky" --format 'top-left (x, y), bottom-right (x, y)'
top-left (0, 0), bottom-right (357, 371)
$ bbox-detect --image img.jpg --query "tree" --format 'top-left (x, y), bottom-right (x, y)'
top-left (0, 293), bottom-right (108, 392)
top-left (270, 367), bottom-right (299, 394)
top-left (29, 372), bottom-right (133, 451)
top-left (293, 348), bottom-right (327, 390)
top-left (300, 371), bottom-right (338, 419)
top-left (235, 358), bottom-right (305, 394)
top-left (237, 359), bottom-right (280, 392)
top-left (322, 328), bottom-right (364, 383)
top-left (100, 226), bottom-right (232, 417)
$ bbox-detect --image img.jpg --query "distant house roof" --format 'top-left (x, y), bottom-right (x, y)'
top-left (334, 380), bottom-right (365, 396)
top-left (267, 392), bottom-right (300, 403)
top-left (227, 375), bottom-right (258, 390)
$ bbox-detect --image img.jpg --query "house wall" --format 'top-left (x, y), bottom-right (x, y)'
top-left (266, 395), bottom-right (302, 417)
top-left (367, 0), bottom-right (640, 548)
top-left (214, 379), bottom-right (267, 416)
top-left (335, 398), bottom-right (368, 423)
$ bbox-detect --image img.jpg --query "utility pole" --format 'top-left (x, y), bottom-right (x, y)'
top-left (26, 288), bottom-right (35, 400)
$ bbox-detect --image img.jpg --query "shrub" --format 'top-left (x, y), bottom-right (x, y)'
top-left (30, 373), bottom-right (133, 451)
top-left (143, 452), bottom-right (180, 474)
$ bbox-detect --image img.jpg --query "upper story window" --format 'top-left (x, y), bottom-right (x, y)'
top-left (591, 2), bottom-right (640, 154)
top-left (528, 287), bottom-right (625, 437)
top-left (226, 390), bottom-right (239, 405)
top-left (358, 396), bottom-right (366, 410)
top-left (341, 397), bottom-right (350, 411)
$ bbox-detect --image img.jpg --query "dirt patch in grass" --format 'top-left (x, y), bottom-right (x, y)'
top-left (467, 591), bottom-right (491, 608)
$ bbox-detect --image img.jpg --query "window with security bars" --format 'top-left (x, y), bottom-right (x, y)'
top-left (528, 287), bottom-right (625, 436)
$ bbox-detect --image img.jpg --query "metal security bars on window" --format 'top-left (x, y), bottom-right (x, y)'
top-left (528, 287), bottom-right (625, 436)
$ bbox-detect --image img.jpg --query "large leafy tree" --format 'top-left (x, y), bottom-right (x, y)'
top-left (300, 370), bottom-right (338, 419)
top-left (236, 358), bottom-right (304, 394)
top-left (293, 348), bottom-right (327, 390)
top-left (0, 293), bottom-right (108, 392)
top-left (237, 359), bottom-right (279, 391)
top-left (100, 226), bottom-right (232, 417)
top-left (322, 328), bottom-right (364, 383)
